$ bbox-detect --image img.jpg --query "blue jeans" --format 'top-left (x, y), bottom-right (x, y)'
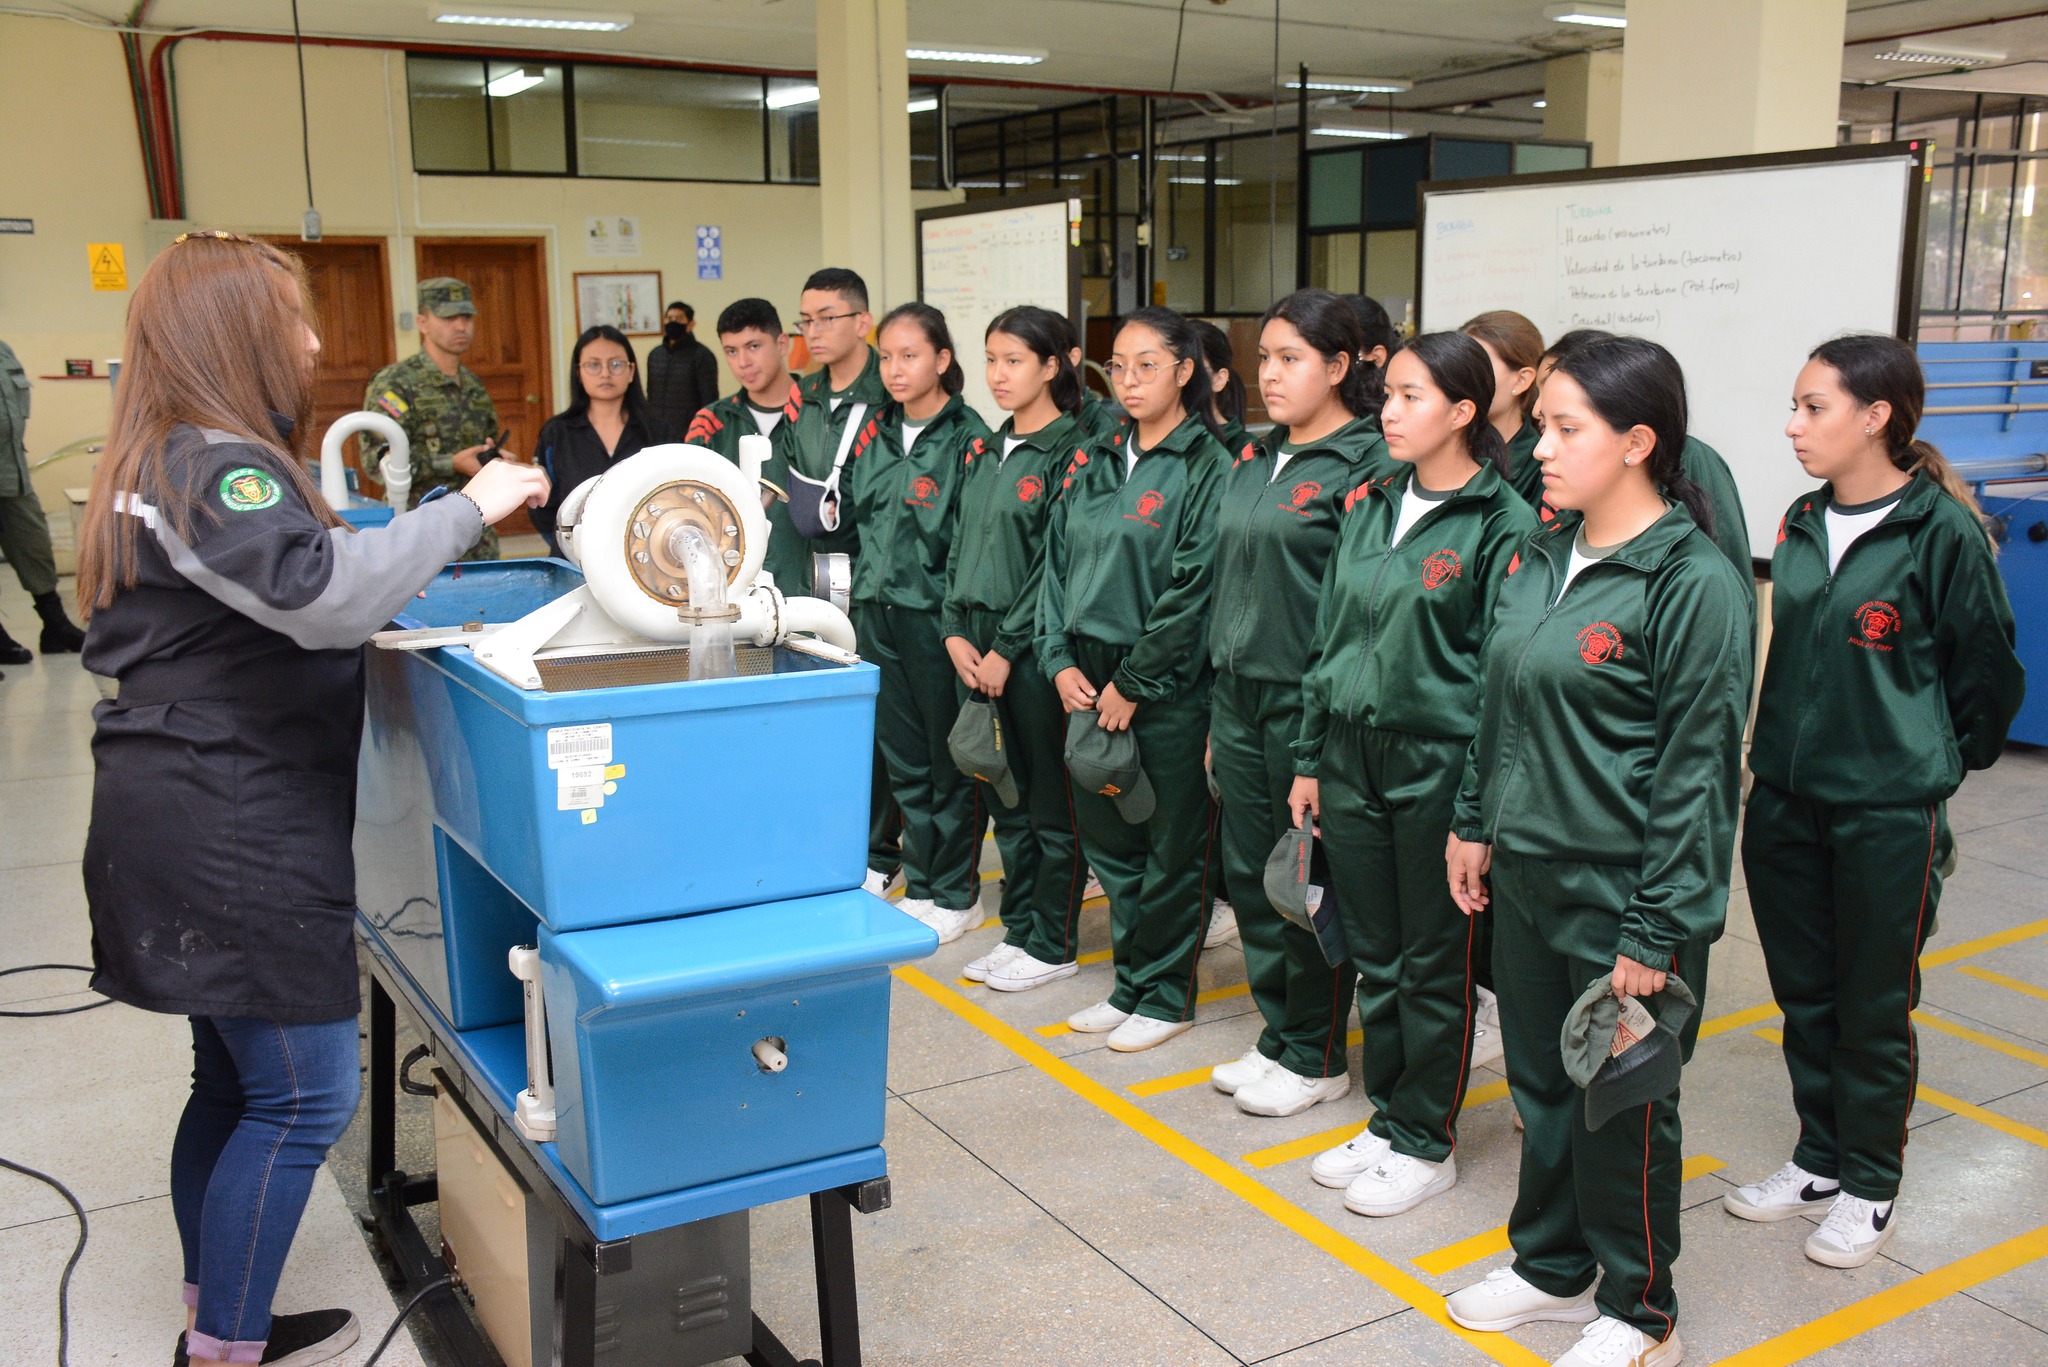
top-left (171, 1016), bottom-right (361, 1362)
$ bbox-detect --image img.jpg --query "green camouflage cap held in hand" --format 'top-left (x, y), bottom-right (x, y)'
top-left (1562, 973), bottom-right (1698, 1131)
top-left (1064, 711), bottom-right (1155, 823)
top-left (948, 698), bottom-right (1020, 808)
top-left (418, 277), bottom-right (476, 318)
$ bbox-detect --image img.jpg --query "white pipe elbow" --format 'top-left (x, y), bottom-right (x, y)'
top-left (319, 412), bottom-right (410, 509)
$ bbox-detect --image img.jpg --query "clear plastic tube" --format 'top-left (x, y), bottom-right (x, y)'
top-left (675, 525), bottom-right (738, 680)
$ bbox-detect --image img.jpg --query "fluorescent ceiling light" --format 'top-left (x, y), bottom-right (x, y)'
top-left (433, 4), bottom-right (632, 32)
top-left (1873, 42), bottom-right (2006, 67)
top-left (1171, 176), bottom-right (1241, 185)
top-left (1287, 76), bottom-right (1412, 94)
top-left (1544, 4), bottom-right (1626, 28)
top-left (486, 67), bottom-right (545, 96)
top-left (766, 84), bottom-right (819, 110)
top-left (907, 96), bottom-right (938, 114)
top-left (1314, 126), bottom-right (1406, 140)
top-left (907, 45), bottom-right (1046, 66)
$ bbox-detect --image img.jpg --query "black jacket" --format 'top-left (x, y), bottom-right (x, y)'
top-left (644, 334), bottom-right (720, 436)
top-left (531, 405), bottom-right (672, 547)
top-left (83, 421), bottom-right (482, 1021)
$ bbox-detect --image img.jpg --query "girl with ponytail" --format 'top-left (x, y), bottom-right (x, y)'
top-left (1461, 310), bottom-right (1545, 507)
top-left (1442, 335), bottom-right (1752, 1367)
top-left (1285, 331), bottom-right (1535, 1201)
top-left (1728, 333), bottom-right (2023, 1271)
top-left (942, 306), bottom-right (1089, 991)
top-left (1194, 319), bottom-right (1251, 454)
top-left (843, 302), bottom-right (991, 946)
top-left (1204, 288), bottom-right (1392, 1118)
top-left (1036, 305), bottom-right (1231, 1052)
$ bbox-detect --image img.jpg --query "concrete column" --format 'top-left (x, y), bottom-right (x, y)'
top-left (1618, 0), bottom-right (1847, 164)
top-left (815, 0), bottom-right (914, 308)
top-left (1544, 50), bottom-right (1624, 168)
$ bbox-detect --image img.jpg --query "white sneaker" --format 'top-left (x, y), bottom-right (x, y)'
top-left (985, 951), bottom-right (1079, 993)
top-left (1471, 985), bottom-right (1505, 1068)
top-left (1106, 1014), bottom-right (1194, 1052)
top-left (1211, 1048), bottom-right (1279, 1095)
top-left (1081, 872), bottom-right (1105, 902)
top-left (1445, 1266), bottom-right (1598, 1333)
top-left (1203, 900), bottom-right (1240, 949)
top-left (1476, 983), bottom-right (1501, 1028)
top-left (924, 903), bottom-right (982, 945)
top-left (1067, 1000), bottom-right (1131, 1033)
top-left (1805, 1193), bottom-right (1896, 1269)
top-left (1343, 1151), bottom-right (1456, 1216)
top-left (863, 867), bottom-right (898, 897)
top-left (962, 942), bottom-right (1023, 983)
top-left (1551, 1316), bottom-right (1683, 1367)
top-left (1723, 1161), bottom-right (1839, 1223)
top-left (1235, 1066), bottom-right (1351, 1118)
top-left (896, 896), bottom-right (938, 927)
top-left (1310, 1127), bottom-right (1392, 1189)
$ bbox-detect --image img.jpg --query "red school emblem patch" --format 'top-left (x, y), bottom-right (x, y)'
top-left (1016, 474), bottom-right (1044, 503)
top-left (1279, 480), bottom-right (1322, 517)
top-left (1852, 600), bottom-right (1902, 651)
top-left (1420, 549), bottom-right (1463, 590)
top-left (906, 474), bottom-right (940, 508)
top-left (1125, 489), bottom-right (1166, 527)
top-left (1576, 621), bottom-right (1625, 665)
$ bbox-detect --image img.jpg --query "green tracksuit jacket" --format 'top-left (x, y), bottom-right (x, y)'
top-left (684, 381), bottom-right (802, 463)
top-left (844, 394), bottom-right (989, 610)
top-left (1076, 390), bottom-right (1123, 441)
top-left (1296, 461), bottom-right (1536, 768)
top-left (1453, 504), bottom-right (1754, 968)
top-left (1504, 418), bottom-right (1543, 508)
top-left (942, 411), bottom-right (1082, 658)
top-left (772, 348), bottom-right (888, 592)
top-left (1750, 473), bottom-right (2023, 805)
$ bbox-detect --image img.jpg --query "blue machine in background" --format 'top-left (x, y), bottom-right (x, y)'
top-left (1916, 343), bottom-right (2048, 747)
top-left (353, 550), bottom-right (936, 1367)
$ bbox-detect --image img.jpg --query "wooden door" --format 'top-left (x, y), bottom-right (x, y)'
top-left (417, 237), bottom-right (551, 535)
top-left (261, 236), bottom-right (395, 493)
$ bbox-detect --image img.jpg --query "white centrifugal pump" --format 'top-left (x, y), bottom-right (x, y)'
top-left (458, 435), bottom-right (858, 689)
top-left (319, 410), bottom-right (413, 510)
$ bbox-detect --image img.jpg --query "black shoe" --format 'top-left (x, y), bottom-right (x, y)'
top-left (0, 623), bottom-right (28, 666)
top-left (33, 591), bottom-right (85, 654)
top-left (170, 1311), bottom-right (359, 1367)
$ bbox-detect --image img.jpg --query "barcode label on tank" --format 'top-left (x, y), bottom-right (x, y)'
top-left (557, 763), bottom-right (605, 811)
top-left (547, 723), bottom-right (612, 769)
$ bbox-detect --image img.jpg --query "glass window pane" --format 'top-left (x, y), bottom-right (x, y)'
top-left (572, 66), bottom-right (766, 181)
top-left (1309, 232), bottom-right (1362, 294)
top-left (1514, 143), bottom-right (1589, 174)
top-left (1307, 149), bottom-right (1363, 230)
top-left (2005, 157), bottom-right (2048, 312)
top-left (1434, 138), bottom-right (1512, 181)
top-left (1155, 157), bottom-right (1208, 312)
top-left (766, 77), bottom-right (819, 184)
top-left (1364, 139), bottom-right (1427, 228)
top-left (408, 56), bottom-right (489, 172)
top-left (486, 62), bottom-right (566, 173)
top-left (1212, 133), bottom-right (1298, 313)
top-left (1923, 159), bottom-right (1959, 311)
top-left (1364, 229), bottom-right (1417, 327)
top-left (910, 86), bottom-right (942, 190)
top-left (1960, 155), bottom-right (2016, 311)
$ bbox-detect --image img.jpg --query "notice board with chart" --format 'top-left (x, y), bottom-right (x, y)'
top-left (1417, 143), bottom-right (1927, 559)
top-left (919, 193), bottom-right (1082, 425)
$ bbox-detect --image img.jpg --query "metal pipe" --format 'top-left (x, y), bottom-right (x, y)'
top-left (1924, 403), bottom-right (2048, 414)
top-left (1951, 453), bottom-right (2048, 480)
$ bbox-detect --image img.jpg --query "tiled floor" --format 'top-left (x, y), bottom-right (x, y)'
top-left (4, 561), bottom-right (2046, 1366)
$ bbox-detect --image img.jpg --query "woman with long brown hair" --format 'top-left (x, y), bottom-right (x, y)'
top-left (78, 231), bottom-right (547, 1367)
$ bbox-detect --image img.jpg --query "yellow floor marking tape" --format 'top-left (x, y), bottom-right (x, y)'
top-left (1955, 964), bottom-right (2048, 1005)
top-left (1409, 1156), bottom-right (1726, 1279)
top-left (892, 964), bottom-right (1549, 1367)
top-left (1710, 1223), bottom-right (2048, 1367)
top-left (1129, 1030), bottom-right (1368, 1099)
top-left (1911, 1010), bottom-right (2048, 1070)
top-left (1755, 1026), bottom-right (1785, 1045)
top-left (1918, 1086), bottom-right (2048, 1153)
top-left (1920, 916), bottom-right (2048, 969)
top-left (1696, 1001), bottom-right (1783, 1040)
top-left (1239, 1079), bottom-right (1512, 1170)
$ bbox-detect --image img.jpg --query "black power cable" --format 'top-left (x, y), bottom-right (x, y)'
top-left (0, 964), bottom-right (110, 1019)
top-left (360, 1276), bottom-right (456, 1367)
top-left (1, 1156), bottom-right (89, 1367)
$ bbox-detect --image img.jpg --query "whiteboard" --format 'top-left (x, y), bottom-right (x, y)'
top-left (919, 197), bottom-right (1078, 426)
top-left (1419, 149), bottom-right (1921, 558)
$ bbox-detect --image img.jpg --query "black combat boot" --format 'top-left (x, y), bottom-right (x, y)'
top-left (34, 590), bottom-right (86, 653)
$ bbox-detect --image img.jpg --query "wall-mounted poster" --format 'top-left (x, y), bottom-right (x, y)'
top-left (574, 270), bottom-right (663, 336)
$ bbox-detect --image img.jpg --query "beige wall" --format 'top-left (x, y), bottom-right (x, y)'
top-left (1618, 0), bottom-right (1846, 164)
top-left (1545, 50), bottom-right (1624, 169)
top-left (0, 14), bottom-right (955, 561)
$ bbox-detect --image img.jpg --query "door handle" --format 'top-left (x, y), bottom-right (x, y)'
top-left (525, 394), bottom-right (539, 403)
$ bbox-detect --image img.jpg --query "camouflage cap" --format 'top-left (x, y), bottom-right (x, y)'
top-left (418, 277), bottom-right (476, 318)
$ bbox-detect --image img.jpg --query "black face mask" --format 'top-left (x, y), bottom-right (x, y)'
top-left (663, 321), bottom-right (689, 344)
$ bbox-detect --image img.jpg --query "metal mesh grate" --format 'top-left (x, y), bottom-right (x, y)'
top-left (534, 644), bottom-right (779, 692)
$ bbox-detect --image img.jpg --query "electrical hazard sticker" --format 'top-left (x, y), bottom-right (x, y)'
top-left (557, 763), bottom-right (605, 811)
top-left (546, 723), bottom-right (612, 769)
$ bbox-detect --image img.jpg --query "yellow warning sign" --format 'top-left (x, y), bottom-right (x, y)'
top-left (89, 242), bottom-right (128, 292)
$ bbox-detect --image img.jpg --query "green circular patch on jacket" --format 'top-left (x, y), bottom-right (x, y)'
top-left (218, 466), bottom-right (281, 511)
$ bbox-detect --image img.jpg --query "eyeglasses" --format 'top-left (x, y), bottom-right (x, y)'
top-left (578, 358), bottom-right (634, 376)
top-left (797, 311), bottom-right (859, 333)
top-left (1105, 359), bottom-right (1170, 382)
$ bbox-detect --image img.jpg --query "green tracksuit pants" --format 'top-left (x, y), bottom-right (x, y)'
top-left (854, 603), bottom-right (981, 911)
top-left (955, 607), bottom-right (1086, 963)
top-left (1067, 636), bottom-right (1219, 1023)
top-left (1317, 721), bottom-right (1477, 1158)
top-left (1491, 850), bottom-right (1711, 1339)
top-left (1210, 673), bottom-right (1355, 1079)
top-left (1741, 781), bottom-right (1951, 1202)
top-left (0, 492), bottom-right (60, 597)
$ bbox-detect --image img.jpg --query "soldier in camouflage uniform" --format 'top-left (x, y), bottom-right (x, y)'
top-left (361, 278), bottom-right (509, 561)
top-left (0, 337), bottom-right (88, 667)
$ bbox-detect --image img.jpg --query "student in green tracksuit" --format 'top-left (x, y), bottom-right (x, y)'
top-left (844, 304), bottom-right (991, 945)
top-left (946, 307), bottom-right (1091, 992)
top-left (1040, 307), bottom-right (1230, 1054)
top-left (1206, 290), bottom-right (1389, 1121)
top-left (1194, 317), bottom-right (1252, 952)
top-left (1463, 310), bottom-right (1545, 509)
top-left (1291, 331), bottom-right (1538, 1212)
top-left (1728, 334), bottom-right (2024, 1270)
top-left (1443, 337), bottom-right (1752, 1367)
top-left (684, 297), bottom-right (803, 469)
